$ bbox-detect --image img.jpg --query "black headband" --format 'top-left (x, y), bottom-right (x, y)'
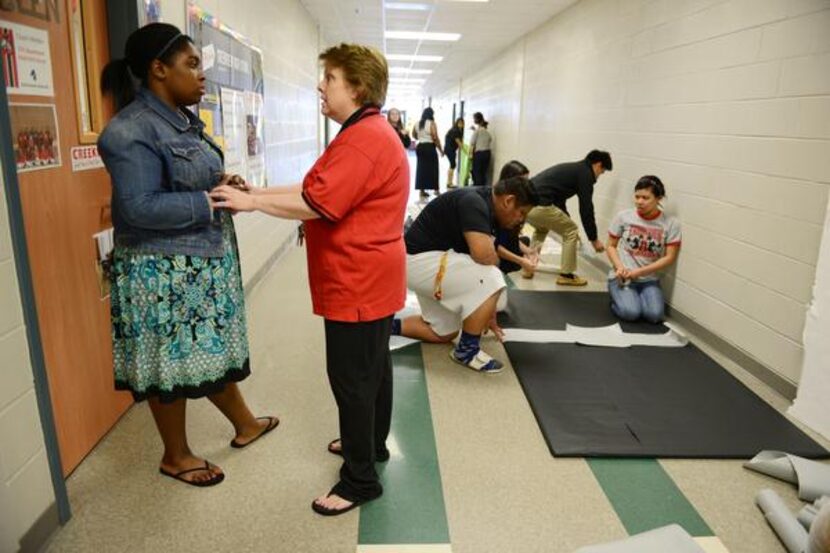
top-left (156, 32), bottom-right (184, 60)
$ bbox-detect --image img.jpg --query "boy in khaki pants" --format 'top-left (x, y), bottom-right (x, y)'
top-left (526, 150), bottom-right (612, 285)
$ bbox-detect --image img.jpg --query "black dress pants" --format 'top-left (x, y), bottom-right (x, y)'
top-left (324, 315), bottom-right (393, 502)
top-left (498, 235), bottom-right (532, 274)
top-left (472, 150), bottom-right (491, 186)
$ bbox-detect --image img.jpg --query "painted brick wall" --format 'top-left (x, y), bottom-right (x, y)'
top-left (437, 0), bottom-right (830, 384)
top-left (0, 160), bottom-right (55, 552)
top-left (168, 0), bottom-right (321, 285)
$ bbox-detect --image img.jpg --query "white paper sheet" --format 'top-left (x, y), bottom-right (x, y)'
top-left (791, 193), bottom-right (830, 441)
top-left (575, 524), bottom-right (705, 553)
top-left (502, 323), bottom-right (688, 349)
top-left (220, 87), bottom-right (247, 177)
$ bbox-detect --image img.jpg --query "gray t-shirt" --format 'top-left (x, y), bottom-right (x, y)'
top-left (608, 209), bottom-right (681, 282)
top-left (471, 127), bottom-right (492, 151)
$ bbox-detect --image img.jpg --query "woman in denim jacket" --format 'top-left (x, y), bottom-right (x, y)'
top-left (98, 23), bottom-right (277, 487)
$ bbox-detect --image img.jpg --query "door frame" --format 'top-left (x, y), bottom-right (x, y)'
top-left (0, 77), bottom-right (71, 524)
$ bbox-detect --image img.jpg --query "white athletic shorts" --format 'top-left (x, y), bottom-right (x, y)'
top-left (407, 250), bottom-right (507, 337)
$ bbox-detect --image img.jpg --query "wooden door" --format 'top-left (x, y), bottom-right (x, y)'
top-left (1, 0), bottom-right (131, 476)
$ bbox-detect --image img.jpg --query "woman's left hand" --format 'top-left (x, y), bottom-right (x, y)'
top-left (626, 268), bottom-right (642, 280)
top-left (210, 184), bottom-right (257, 212)
top-left (520, 256), bottom-right (538, 273)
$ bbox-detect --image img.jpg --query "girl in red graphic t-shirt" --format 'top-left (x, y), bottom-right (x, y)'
top-left (606, 176), bottom-right (682, 323)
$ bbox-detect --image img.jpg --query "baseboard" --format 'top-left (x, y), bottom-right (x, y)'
top-left (20, 501), bottom-right (59, 553)
top-left (243, 226), bottom-right (299, 299)
top-left (578, 248), bottom-right (798, 401)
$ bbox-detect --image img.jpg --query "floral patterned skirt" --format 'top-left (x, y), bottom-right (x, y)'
top-left (110, 217), bottom-right (250, 403)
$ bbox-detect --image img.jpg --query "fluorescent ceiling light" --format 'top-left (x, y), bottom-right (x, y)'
top-left (447, 0), bottom-right (489, 2)
top-left (386, 54), bottom-right (443, 62)
top-left (386, 30), bottom-right (461, 41)
top-left (384, 2), bottom-right (431, 10)
top-left (389, 67), bottom-right (433, 75)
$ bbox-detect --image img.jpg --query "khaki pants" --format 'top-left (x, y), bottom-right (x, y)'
top-left (525, 205), bottom-right (579, 274)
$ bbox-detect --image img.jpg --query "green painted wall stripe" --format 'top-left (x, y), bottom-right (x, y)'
top-left (358, 344), bottom-right (451, 545)
top-left (587, 459), bottom-right (712, 537)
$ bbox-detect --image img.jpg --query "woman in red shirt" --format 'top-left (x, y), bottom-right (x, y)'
top-left (211, 44), bottom-right (409, 515)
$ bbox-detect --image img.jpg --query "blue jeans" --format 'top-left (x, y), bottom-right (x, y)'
top-left (608, 278), bottom-right (665, 324)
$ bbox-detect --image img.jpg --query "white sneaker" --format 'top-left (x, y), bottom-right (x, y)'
top-left (450, 349), bottom-right (503, 374)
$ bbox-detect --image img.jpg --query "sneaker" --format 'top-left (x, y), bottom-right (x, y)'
top-left (449, 349), bottom-right (503, 374)
top-left (556, 274), bottom-right (588, 286)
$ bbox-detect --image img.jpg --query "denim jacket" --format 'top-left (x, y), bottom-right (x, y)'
top-left (98, 88), bottom-right (226, 257)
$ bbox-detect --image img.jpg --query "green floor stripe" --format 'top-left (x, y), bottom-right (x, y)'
top-left (588, 459), bottom-right (712, 537)
top-left (358, 344), bottom-right (450, 545)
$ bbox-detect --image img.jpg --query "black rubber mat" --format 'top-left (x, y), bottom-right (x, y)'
top-left (499, 291), bottom-right (829, 458)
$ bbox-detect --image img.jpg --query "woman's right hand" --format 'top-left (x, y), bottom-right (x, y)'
top-left (615, 267), bottom-right (631, 282)
top-left (210, 184), bottom-right (257, 212)
top-left (217, 173), bottom-right (261, 193)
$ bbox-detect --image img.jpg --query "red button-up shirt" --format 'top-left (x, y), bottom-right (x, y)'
top-left (302, 109), bottom-right (409, 322)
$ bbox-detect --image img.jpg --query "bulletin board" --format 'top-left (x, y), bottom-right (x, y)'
top-left (186, 2), bottom-right (266, 185)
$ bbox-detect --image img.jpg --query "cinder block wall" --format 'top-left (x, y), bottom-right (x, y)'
top-left (0, 160), bottom-right (56, 552)
top-left (436, 0), bottom-right (830, 385)
top-left (168, 0), bottom-right (322, 285)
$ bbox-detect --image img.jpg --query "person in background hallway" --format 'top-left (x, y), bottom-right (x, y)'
top-left (413, 107), bottom-right (443, 199)
top-left (606, 175), bottom-right (681, 323)
top-left (387, 107), bottom-right (410, 149)
top-left (210, 43), bottom-right (408, 516)
top-left (443, 117), bottom-right (464, 188)
top-left (470, 112), bottom-right (493, 186)
top-left (393, 177), bottom-right (539, 373)
top-left (494, 160), bottom-right (539, 277)
top-left (98, 23), bottom-right (278, 488)
top-left (525, 150), bottom-right (613, 286)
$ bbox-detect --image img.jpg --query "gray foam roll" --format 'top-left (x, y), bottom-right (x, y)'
top-left (808, 499), bottom-right (830, 553)
top-left (800, 505), bottom-right (819, 530)
top-left (799, 496), bottom-right (830, 531)
top-left (757, 488), bottom-right (809, 553)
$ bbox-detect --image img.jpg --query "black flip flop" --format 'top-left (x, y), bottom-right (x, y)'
top-left (311, 494), bottom-right (362, 516)
top-left (327, 438), bottom-right (343, 457)
top-left (230, 416), bottom-right (280, 449)
top-left (327, 438), bottom-right (391, 462)
top-left (159, 460), bottom-right (224, 487)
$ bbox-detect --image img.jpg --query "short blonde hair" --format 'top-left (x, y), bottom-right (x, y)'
top-left (319, 43), bottom-right (388, 107)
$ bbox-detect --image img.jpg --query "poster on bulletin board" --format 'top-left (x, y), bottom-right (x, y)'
top-left (1, 21), bottom-right (54, 96)
top-left (187, 2), bottom-right (266, 186)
